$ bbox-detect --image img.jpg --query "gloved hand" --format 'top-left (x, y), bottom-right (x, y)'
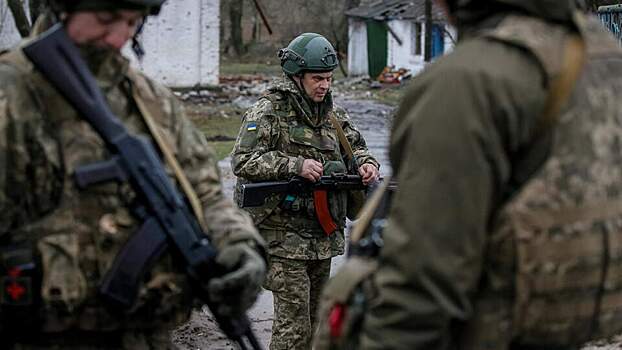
top-left (207, 241), bottom-right (266, 318)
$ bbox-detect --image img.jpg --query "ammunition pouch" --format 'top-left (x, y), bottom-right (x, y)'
top-left (465, 199), bottom-right (622, 349)
top-left (509, 200), bottom-right (622, 347)
top-left (0, 243), bottom-right (42, 335)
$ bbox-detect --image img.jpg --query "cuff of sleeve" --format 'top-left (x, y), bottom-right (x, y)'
top-left (289, 156), bottom-right (305, 177)
top-left (360, 158), bottom-right (380, 171)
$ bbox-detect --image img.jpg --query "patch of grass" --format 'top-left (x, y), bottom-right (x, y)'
top-left (209, 140), bottom-right (236, 160)
top-left (194, 116), bottom-right (243, 160)
top-left (182, 100), bottom-right (244, 160)
top-left (192, 114), bottom-right (243, 139)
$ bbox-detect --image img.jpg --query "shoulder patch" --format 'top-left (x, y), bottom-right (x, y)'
top-left (246, 122), bottom-right (257, 131)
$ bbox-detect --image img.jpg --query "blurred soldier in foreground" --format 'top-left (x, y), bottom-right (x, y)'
top-left (0, 0), bottom-right (266, 348)
top-left (355, 0), bottom-right (622, 349)
top-left (231, 33), bottom-right (379, 349)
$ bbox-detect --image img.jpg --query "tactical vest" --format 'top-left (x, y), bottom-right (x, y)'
top-left (0, 48), bottom-right (192, 334)
top-left (461, 14), bottom-right (622, 349)
top-left (236, 91), bottom-right (350, 233)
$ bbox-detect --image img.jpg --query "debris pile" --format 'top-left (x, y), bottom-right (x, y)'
top-left (376, 66), bottom-right (412, 85)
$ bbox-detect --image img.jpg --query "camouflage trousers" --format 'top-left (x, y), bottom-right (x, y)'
top-left (264, 255), bottom-right (332, 350)
top-left (6, 328), bottom-right (177, 349)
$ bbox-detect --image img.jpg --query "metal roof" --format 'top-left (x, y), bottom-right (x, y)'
top-left (344, 0), bottom-right (446, 22)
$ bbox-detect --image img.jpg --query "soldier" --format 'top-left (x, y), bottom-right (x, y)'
top-left (0, 0), bottom-right (266, 349)
top-left (355, 0), bottom-right (622, 349)
top-left (231, 33), bottom-right (379, 349)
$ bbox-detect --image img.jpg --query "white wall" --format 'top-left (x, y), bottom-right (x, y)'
top-left (347, 18), bottom-right (369, 77)
top-left (130, 0), bottom-right (219, 87)
top-left (387, 20), bottom-right (425, 75)
top-left (445, 25), bottom-right (457, 55)
top-left (0, 2), bottom-right (23, 51)
top-left (387, 19), bottom-right (456, 75)
top-left (0, 0), bottom-right (220, 87)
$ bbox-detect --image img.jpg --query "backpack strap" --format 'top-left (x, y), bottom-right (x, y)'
top-left (329, 114), bottom-right (356, 165)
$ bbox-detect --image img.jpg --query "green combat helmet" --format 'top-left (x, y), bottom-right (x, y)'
top-left (51, 0), bottom-right (166, 15)
top-left (279, 33), bottom-right (339, 76)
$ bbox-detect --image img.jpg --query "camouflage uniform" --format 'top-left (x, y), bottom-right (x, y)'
top-left (0, 25), bottom-right (262, 350)
top-left (359, 1), bottom-right (622, 349)
top-left (232, 75), bottom-right (378, 349)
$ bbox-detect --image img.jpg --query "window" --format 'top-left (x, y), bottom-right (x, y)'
top-left (412, 22), bottom-right (422, 56)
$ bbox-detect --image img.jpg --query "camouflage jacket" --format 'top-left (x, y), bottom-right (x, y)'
top-left (0, 44), bottom-right (262, 333)
top-left (231, 75), bottom-right (378, 260)
top-left (361, 11), bottom-right (622, 350)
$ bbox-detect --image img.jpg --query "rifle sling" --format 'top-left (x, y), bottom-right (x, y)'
top-left (329, 114), bottom-right (355, 165)
top-left (131, 87), bottom-right (208, 233)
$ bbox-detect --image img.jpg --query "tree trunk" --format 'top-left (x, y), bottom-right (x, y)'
top-left (8, 0), bottom-right (31, 37)
top-left (252, 10), bottom-right (259, 42)
top-left (229, 0), bottom-right (245, 56)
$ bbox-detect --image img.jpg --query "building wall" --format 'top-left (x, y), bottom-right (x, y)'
top-left (0, 0), bottom-right (220, 87)
top-left (387, 20), bottom-right (425, 75)
top-left (0, 2), bottom-right (22, 50)
top-left (130, 0), bottom-right (219, 87)
top-left (347, 18), bottom-right (369, 77)
top-left (387, 20), bottom-right (456, 76)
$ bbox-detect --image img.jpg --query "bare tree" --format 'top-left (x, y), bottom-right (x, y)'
top-left (229, 0), bottom-right (246, 56)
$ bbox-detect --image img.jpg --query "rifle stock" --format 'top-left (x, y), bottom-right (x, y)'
top-left (23, 24), bottom-right (262, 350)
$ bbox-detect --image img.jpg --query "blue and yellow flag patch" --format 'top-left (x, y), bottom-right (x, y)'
top-left (246, 122), bottom-right (257, 131)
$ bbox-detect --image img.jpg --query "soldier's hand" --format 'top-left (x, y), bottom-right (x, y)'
top-left (359, 163), bottom-right (379, 185)
top-left (300, 159), bottom-right (323, 182)
top-left (207, 242), bottom-right (266, 318)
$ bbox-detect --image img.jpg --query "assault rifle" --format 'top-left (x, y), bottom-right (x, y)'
top-left (240, 174), bottom-right (394, 235)
top-left (23, 24), bottom-right (261, 350)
